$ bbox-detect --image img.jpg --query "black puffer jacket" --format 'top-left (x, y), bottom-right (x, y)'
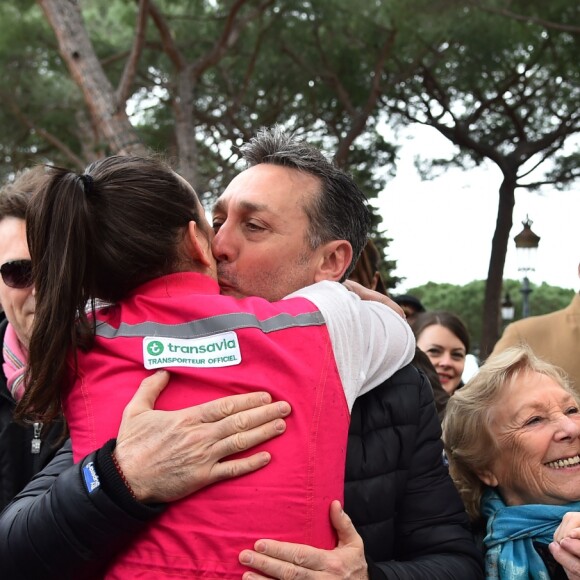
top-left (0, 439), bottom-right (164, 579)
top-left (0, 363), bottom-right (483, 579)
top-left (345, 363), bottom-right (483, 578)
top-left (0, 316), bottom-right (63, 511)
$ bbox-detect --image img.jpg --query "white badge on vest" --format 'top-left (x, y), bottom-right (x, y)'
top-left (143, 331), bottom-right (242, 369)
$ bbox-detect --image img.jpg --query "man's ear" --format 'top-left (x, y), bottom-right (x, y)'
top-left (313, 240), bottom-right (353, 283)
top-left (476, 468), bottom-right (499, 488)
top-left (185, 221), bottom-right (212, 268)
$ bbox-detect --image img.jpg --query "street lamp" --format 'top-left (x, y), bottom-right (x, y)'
top-left (514, 216), bottom-right (540, 318)
top-left (501, 292), bottom-right (515, 323)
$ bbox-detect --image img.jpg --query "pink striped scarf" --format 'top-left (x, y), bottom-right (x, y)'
top-left (2, 323), bottom-right (27, 401)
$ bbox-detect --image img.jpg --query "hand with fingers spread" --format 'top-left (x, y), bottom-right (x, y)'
top-left (239, 500), bottom-right (368, 580)
top-left (114, 370), bottom-right (291, 503)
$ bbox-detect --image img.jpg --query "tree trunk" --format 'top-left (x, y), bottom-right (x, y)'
top-left (38, 0), bottom-right (149, 158)
top-left (172, 66), bottom-right (199, 188)
top-left (480, 172), bottom-right (517, 359)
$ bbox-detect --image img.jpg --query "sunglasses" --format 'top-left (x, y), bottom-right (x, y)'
top-left (0, 260), bottom-right (33, 289)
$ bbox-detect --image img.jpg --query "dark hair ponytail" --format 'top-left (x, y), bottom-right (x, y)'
top-left (18, 169), bottom-right (97, 423)
top-left (17, 155), bottom-right (203, 424)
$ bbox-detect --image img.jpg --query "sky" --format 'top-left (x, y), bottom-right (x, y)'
top-left (374, 125), bottom-right (580, 294)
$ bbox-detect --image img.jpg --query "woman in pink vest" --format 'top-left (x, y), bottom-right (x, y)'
top-left (20, 155), bottom-right (414, 579)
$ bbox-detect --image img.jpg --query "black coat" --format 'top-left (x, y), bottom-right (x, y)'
top-left (345, 363), bottom-right (483, 578)
top-left (0, 363), bottom-right (483, 579)
top-left (0, 317), bottom-right (63, 511)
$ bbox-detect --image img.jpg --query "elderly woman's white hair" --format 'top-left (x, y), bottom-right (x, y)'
top-left (442, 345), bottom-right (577, 521)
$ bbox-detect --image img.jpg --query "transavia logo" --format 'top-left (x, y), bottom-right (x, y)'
top-left (147, 341), bottom-right (164, 356)
top-left (143, 331), bottom-right (242, 370)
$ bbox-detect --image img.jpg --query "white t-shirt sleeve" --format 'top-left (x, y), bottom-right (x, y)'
top-left (286, 281), bottom-right (415, 410)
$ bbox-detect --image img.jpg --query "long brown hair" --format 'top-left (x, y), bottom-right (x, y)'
top-left (17, 155), bottom-right (203, 424)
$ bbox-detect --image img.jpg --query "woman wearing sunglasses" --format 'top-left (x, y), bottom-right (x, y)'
top-left (0, 167), bottom-right (64, 511)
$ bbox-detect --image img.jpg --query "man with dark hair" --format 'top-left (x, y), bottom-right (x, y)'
top-left (1, 128), bottom-right (483, 579)
top-left (213, 129), bottom-right (479, 577)
top-left (211, 126), bottom-right (372, 302)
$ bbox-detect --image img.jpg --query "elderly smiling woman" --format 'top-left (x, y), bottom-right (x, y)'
top-left (443, 345), bottom-right (580, 580)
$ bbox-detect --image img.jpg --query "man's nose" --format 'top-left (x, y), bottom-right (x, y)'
top-left (211, 227), bottom-right (235, 263)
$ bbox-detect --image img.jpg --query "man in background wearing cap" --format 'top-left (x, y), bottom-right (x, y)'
top-left (393, 294), bottom-right (426, 324)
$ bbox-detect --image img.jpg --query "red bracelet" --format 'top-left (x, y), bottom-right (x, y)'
top-left (111, 450), bottom-right (137, 500)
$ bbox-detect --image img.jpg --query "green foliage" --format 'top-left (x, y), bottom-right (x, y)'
top-left (407, 279), bottom-right (576, 354)
top-left (0, 2), bottom-right (84, 174)
top-left (0, 0), bottom-right (406, 277)
top-left (387, 0), bottom-right (580, 186)
top-left (0, 0), bottom-right (579, 292)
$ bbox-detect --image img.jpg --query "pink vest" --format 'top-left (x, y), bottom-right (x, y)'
top-left (64, 273), bottom-right (349, 579)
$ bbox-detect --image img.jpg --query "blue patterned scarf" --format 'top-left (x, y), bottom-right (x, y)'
top-left (482, 488), bottom-right (580, 579)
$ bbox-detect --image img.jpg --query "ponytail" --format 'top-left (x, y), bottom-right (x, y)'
top-left (16, 155), bottom-right (202, 424)
top-left (17, 169), bottom-right (96, 423)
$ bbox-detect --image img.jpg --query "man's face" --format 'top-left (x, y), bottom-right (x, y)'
top-left (211, 164), bottom-right (325, 301)
top-left (0, 217), bottom-right (35, 348)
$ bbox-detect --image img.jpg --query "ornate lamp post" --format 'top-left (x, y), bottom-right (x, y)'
top-left (514, 217), bottom-right (540, 319)
top-left (501, 292), bottom-right (515, 325)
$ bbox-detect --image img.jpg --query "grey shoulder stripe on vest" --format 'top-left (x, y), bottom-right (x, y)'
top-left (95, 310), bottom-right (326, 339)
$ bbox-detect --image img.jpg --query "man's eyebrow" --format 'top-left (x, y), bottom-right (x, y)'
top-left (239, 200), bottom-right (269, 213)
top-left (212, 199), bottom-right (225, 215)
top-left (212, 199), bottom-right (270, 215)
